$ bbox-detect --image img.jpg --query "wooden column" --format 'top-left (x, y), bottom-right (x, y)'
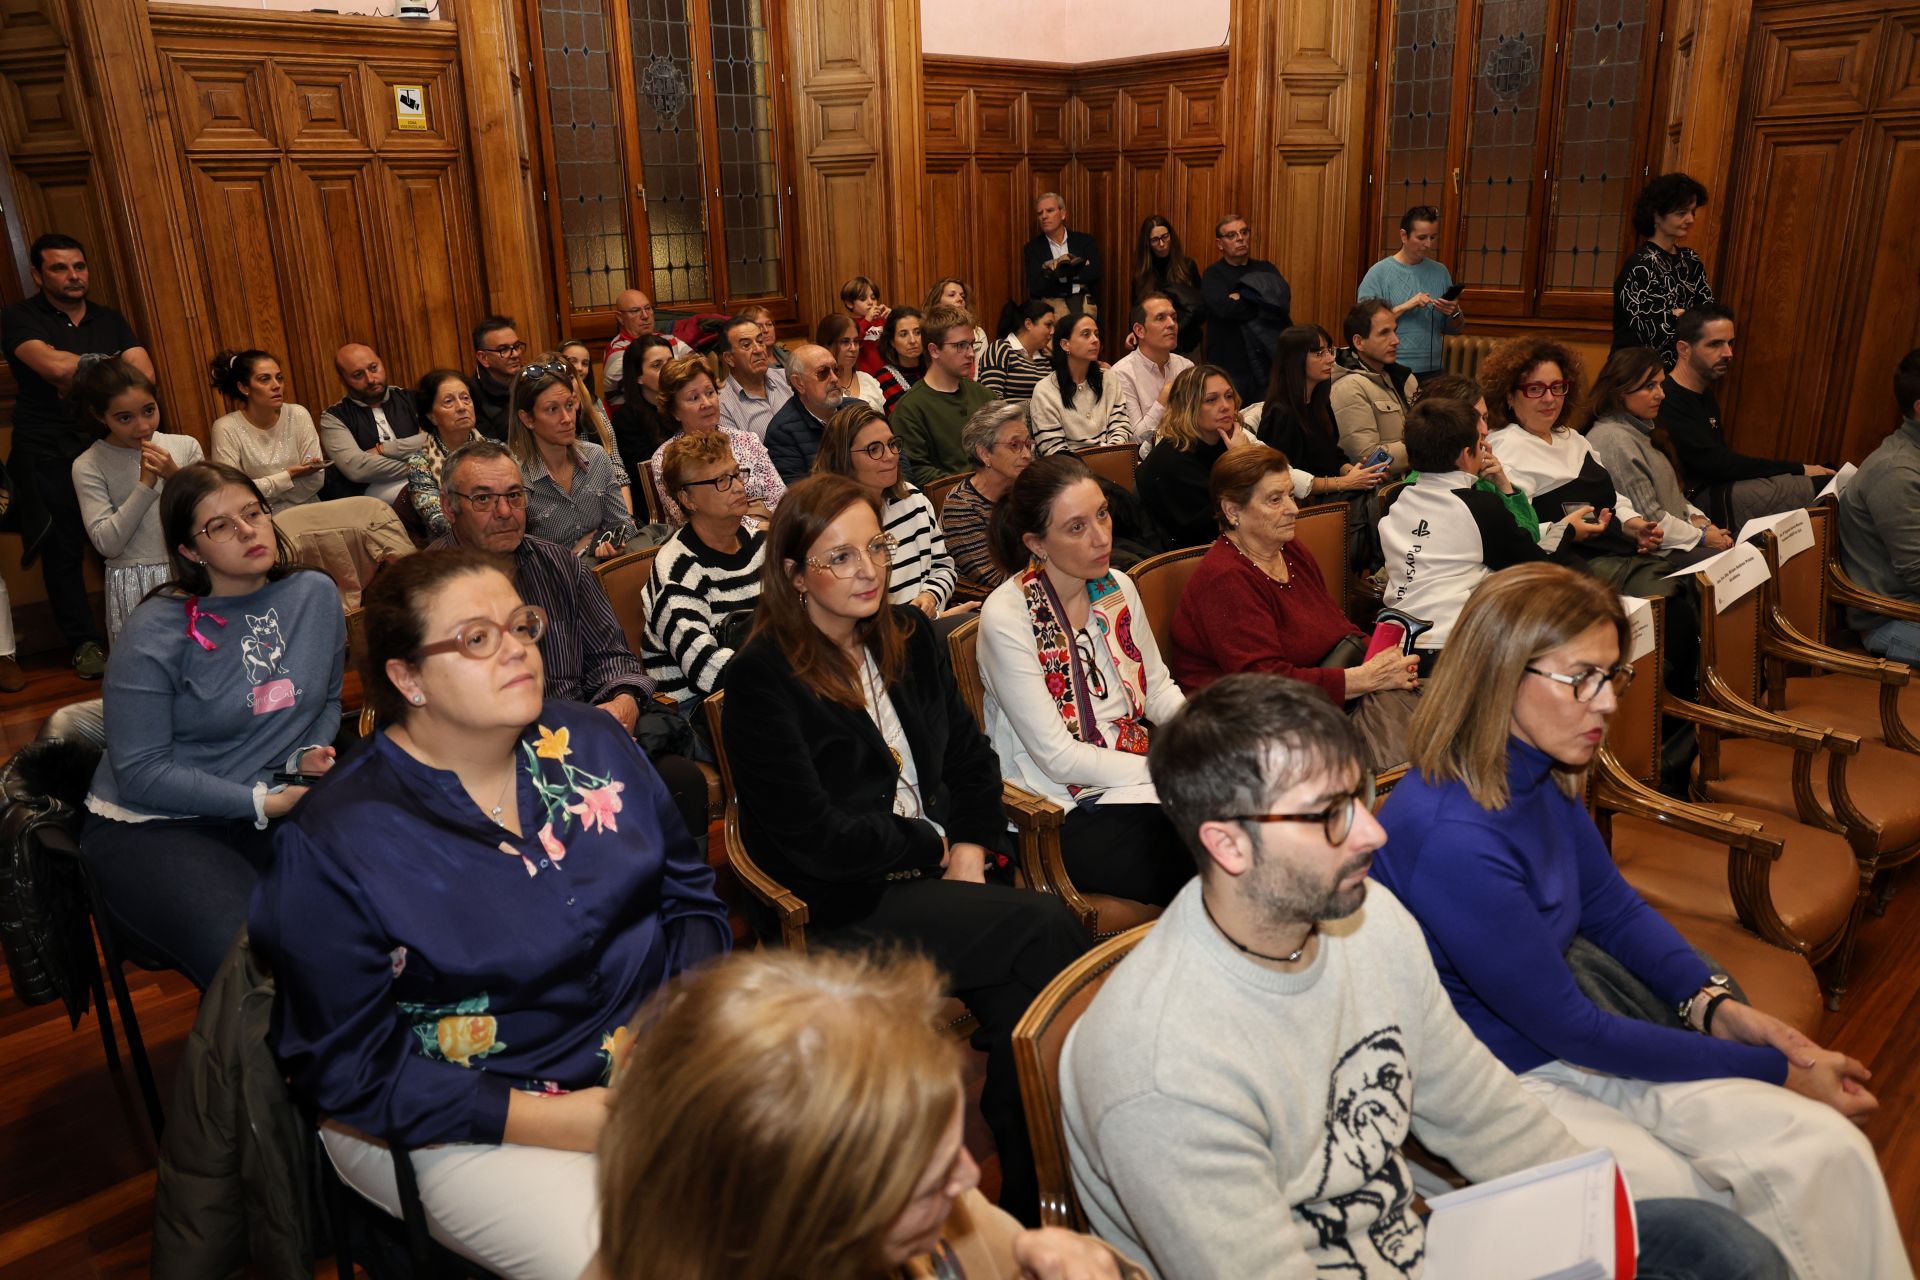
top-left (454, 0), bottom-right (549, 349)
top-left (1656, 0), bottom-right (1758, 272)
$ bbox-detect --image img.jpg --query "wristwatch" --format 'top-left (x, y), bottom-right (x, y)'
top-left (1678, 973), bottom-right (1731, 1029)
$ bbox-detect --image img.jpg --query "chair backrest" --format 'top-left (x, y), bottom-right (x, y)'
top-left (1609, 596), bottom-right (1665, 784)
top-left (343, 606), bottom-right (378, 736)
top-left (947, 615), bottom-right (988, 730)
top-left (631, 459), bottom-right (664, 525)
top-left (593, 543), bottom-right (663, 655)
top-left (921, 472), bottom-right (968, 518)
top-left (1077, 442), bottom-right (1138, 492)
top-left (1128, 546), bottom-right (1207, 659)
top-left (1376, 479), bottom-right (1408, 517)
top-left (1766, 505), bottom-right (1829, 646)
top-left (1291, 502), bottom-right (1350, 598)
top-left (1697, 572), bottom-right (1764, 706)
top-left (702, 689), bottom-right (811, 950)
top-left (1012, 922), bottom-right (1154, 1230)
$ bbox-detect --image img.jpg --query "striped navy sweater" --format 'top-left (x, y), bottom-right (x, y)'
top-left (640, 524), bottom-right (766, 704)
top-left (883, 488), bottom-right (957, 609)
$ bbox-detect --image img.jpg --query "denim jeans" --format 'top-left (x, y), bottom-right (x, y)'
top-left (1863, 618), bottom-right (1920, 666)
top-left (1636, 1197), bottom-right (1790, 1280)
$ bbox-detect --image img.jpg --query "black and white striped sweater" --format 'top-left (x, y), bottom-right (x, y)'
top-left (640, 524), bottom-right (766, 704)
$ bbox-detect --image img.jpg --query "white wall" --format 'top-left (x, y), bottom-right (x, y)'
top-left (921, 0), bottom-right (1228, 61)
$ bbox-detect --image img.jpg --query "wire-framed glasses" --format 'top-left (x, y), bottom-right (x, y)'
top-left (806, 534), bottom-right (897, 579)
top-left (197, 502), bottom-right (273, 543)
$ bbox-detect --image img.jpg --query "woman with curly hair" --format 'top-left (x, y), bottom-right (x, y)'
top-left (1611, 172), bottom-right (1715, 367)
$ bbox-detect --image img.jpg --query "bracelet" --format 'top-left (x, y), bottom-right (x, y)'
top-left (1699, 990), bottom-right (1734, 1036)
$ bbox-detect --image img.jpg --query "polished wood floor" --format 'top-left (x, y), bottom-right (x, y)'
top-left (0, 656), bottom-right (1913, 1275)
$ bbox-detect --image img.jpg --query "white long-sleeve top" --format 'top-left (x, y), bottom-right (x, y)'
top-left (977, 568), bottom-right (1185, 808)
top-left (1488, 423), bottom-right (1646, 527)
top-left (71, 433), bottom-right (205, 567)
top-left (1029, 371), bottom-right (1133, 455)
top-left (210, 405), bottom-right (326, 507)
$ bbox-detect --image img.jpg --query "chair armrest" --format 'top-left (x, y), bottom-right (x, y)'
top-left (1763, 610), bottom-right (1913, 686)
top-left (1665, 696), bottom-right (1830, 755)
top-left (1000, 780), bottom-right (1097, 931)
top-left (722, 810), bottom-right (810, 951)
top-left (1829, 562), bottom-right (1920, 625)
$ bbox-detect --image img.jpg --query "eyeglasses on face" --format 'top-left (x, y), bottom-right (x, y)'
top-left (1518, 380), bottom-right (1573, 399)
top-left (681, 469), bottom-right (743, 495)
top-left (995, 435), bottom-right (1034, 454)
top-left (1225, 772), bottom-right (1377, 846)
top-left (1148, 230), bottom-right (1172, 244)
top-left (415, 604), bottom-right (547, 661)
top-left (450, 486), bottom-right (531, 512)
top-left (484, 341), bottom-right (529, 357)
top-left (1524, 662), bottom-right (1635, 703)
top-left (806, 533), bottom-right (898, 579)
top-left (616, 304), bottom-right (655, 317)
top-left (858, 437), bottom-right (903, 461)
top-left (198, 502), bottom-right (273, 543)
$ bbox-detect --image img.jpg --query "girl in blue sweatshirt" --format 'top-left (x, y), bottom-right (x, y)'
top-left (1373, 562), bottom-right (1908, 1280)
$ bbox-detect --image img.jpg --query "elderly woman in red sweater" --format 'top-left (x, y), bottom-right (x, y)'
top-left (1168, 445), bottom-right (1421, 768)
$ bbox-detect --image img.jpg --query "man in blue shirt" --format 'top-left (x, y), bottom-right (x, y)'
top-left (1356, 205), bottom-right (1464, 379)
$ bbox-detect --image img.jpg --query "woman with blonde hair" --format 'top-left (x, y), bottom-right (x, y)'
top-left (1133, 363), bottom-right (1253, 549)
top-left (647, 355), bottom-right (785, 525)
top-left (1372, 562), bottom-right (1908, 1280)
top-left (597, 947), bottom-right (1135, 1279)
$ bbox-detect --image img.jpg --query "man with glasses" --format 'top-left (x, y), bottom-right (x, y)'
top-left (1109, 292), bottom-right (1193, 440)
top-left (716, 315), bottom-right (793, 442)
top-left (1657, 304), bottom-right (1831, 531)
top-left (1358, 206), bottom-right (1464, 380)
top-left (893, 304), bottom-right (992, 486)
top-left (428, 439), bottom-right (707, 835)
top-left (1201, 213), bottom-right (1289, 403)
top-left (763, 343), bottom-right (849, 482)
top-left (471, 315), bottom-right (527, 441)
top-left (603, 288), bottom-right (690, 409)
top-left (1331, 297), bottom-right (1419, 476)
top-left (1061, 674), bottom-right (1793, 1280)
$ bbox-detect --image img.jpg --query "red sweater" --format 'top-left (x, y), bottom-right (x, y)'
top-left (1168, 536), bottom-right (1358, 703)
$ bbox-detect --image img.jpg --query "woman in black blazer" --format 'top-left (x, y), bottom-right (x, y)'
top-left (722, 474), bottom-right (1089, 1225)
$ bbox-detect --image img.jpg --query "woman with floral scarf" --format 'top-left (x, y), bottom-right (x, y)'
top-left (975, 455), bottom-right (1193, 909)
top-left (251, 548), bottom-right (730, 1280)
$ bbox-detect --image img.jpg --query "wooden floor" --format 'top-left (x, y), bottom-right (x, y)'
top-left (0, 656), bottom-right (1914, 1275)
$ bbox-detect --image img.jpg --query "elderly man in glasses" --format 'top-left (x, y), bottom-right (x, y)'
top-left (1060, 673), bottom-right (1796, 1280)
top-left (470, 314), bottom-right (528, 441)
top-left (430, 438), bottom-right (708, 835)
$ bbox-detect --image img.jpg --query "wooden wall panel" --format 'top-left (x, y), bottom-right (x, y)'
top-left (921, 47), bottom-right (1228, 352)
top-left (383, 159), bottom-right (487, 378)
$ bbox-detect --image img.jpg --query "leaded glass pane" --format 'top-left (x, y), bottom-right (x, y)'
top-left (630, 0), bottom-right (711, 304)
top-left (1547, 0), bottom-right (1648, 289)
top-left (536, 0), bottom-right (628, 313)
top-left (708, 0), bottom-right (783, 299)
top-left (1459, 0), bottom-right (1546, 289)
top-left (1381, 0), bottom-right (1456, 256)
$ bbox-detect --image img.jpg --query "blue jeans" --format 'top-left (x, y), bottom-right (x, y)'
top-left (1635, 1197), bottom-right (1790, 1280)
top-left (1863, 618), bottom-right (1920, 666)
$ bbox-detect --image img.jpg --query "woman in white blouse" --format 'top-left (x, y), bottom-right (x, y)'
top-left (975, 453), bottom-right (1191, 908)
top-left (1029, 312), bottom-right (1132, 455)
top-left (207, 348), bottom-right (328, 509)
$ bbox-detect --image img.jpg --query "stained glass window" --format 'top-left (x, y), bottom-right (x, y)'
top-left (1381, 0), bottom-right (1457, 255)
top-left (1547, 0), bottom-right (1649, 289)
top-left (1458, 0), bottom-right (1546, 290)
top-left (708, 0), bottom-right (783, 299)
top-left (628, 0), bottom-right (711, 304)
top-left (535, 0), bottom-right (629, 312)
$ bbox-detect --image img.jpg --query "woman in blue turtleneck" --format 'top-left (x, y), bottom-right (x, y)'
top-left (1371, 563), bottom-right (1909, 1280)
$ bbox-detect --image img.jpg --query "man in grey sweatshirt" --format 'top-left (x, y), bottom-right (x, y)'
top-left (1060, 674), bottom-right (1788, 1280)
top-left (1836, 349), bottom-right (1920, 665)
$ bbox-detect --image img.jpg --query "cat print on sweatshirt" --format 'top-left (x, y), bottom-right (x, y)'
top-left (243, 606), bottom-right (298, 715)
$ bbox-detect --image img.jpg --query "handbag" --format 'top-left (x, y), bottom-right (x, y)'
top-left (1565, 934), bottom-right (1748, 1029)
top-left (1315, 632), bottom-right (1418, 772)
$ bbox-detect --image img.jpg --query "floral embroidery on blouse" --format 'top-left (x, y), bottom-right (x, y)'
top-left (519, 723), bottom-right (626, 875)
top-left (598, 1023), bottom-right (636, 1085)
top-left (399, 994), bottom-right (508, 1067)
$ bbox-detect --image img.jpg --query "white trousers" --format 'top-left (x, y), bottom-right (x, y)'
top-left (322, 1123), bottom-right (599, 1280)
top-left (1520, 1061), bottom-right (1912, 1280)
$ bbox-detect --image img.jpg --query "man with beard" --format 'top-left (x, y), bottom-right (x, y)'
top-left (1058, 674), bottom-right (1790, 1280)
top-left (319, 343), bottom-right (429, 503)
top-left (1656, 304), bottom-right (1831, 530)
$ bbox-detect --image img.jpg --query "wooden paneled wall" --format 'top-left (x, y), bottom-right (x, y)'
top-left (920, 49), bottom-right (1228, 348)
top-left (1719, 0), bottom-right (1920, 465)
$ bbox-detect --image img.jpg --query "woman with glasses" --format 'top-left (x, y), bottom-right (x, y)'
top-left (647, 356), bottom-right (785, 526)
top-left (253, 548), bottom-right (730, 1280)
top-left (1373, 563), bottom-right (1907, 1280)
top-left (811, 403), bottom-right (973, 633)
top-left (506, 356), bottom-right (636, 560)
top-left (977, 455), bottom-right (1193, 909)
top-left (1129, 215), bottom-right (1204, 356)
top-left (639, 432), bottom-right (767, 751)
top-left (207, 348), bottom-right (329, 510)
top-left (720, 474), bottom-right (1089, 1225)
top-left (874, 308), bottom-right (929, 416)
top-left (79, 462), bottom-right (343, 989)
top-left (941, 401), bottom-right (1033, 592)
top-left (816, 313), bottom-right (888, 413)
top-left (405, 369), bottom-right (480, 538)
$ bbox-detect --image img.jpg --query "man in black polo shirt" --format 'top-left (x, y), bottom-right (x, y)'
top-left (1, 234), bottom-right (152, 679)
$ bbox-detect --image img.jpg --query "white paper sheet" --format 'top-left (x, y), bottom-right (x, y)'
top-left (1424, 1149), bottom-right (1628, 1280)
top-left (1735, 508), bottom-right (1814, 564)
top-left (1815, 463), bottom-right (1857, 502)
top-left (1665, 541), bottom-right (1772, 611)
top-left (1619, 595), bottom-right (1657, 663)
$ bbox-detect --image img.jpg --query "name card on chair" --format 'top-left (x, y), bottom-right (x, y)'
top-left (1666, 541), bottom-right (1771, 611)
top-left (1814, 462), bottom-right (1857, 502)
top-left (1735, 508), bottom-right (1814, 564)
top-left (1619, 596), bottom-right (1656, 663)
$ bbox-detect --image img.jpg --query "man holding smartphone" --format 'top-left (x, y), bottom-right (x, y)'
top-left (1357, 205), bottom-right (1464, 379)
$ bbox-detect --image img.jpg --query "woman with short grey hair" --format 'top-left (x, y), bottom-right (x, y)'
top-left (943, 401), bottom-right (1033, 591)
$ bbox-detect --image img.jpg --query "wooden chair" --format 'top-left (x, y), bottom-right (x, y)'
top-left (1375, 478), bottom-right (1408, 517)
top-left (920, 471), bottom-right (968, 518)
top-left (592, 543), bottom-right (663, 657)
top-left (1127, 546), bottom-right (1208, 660)
top-left (1290, 501), bottom-right (1352, 614)
top-left (344, 606), bottom-right (378, 736)
top-left (1012, 922), bottom-right (1154, 1230)
top-left (946, 617), bottom-right (1162, 937)
top-left (1586, 599), bottom-right (1828, 1033)
top-left (1076, 442), bottom-right (1138, 492)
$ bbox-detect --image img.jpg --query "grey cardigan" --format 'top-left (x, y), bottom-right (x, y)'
top-left (1585, 412), bottom-right (1705, 551)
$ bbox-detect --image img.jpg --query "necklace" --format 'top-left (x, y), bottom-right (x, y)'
top-left (1227, 533), bottom-right (1290, 587)
top-left (489, 763), bottom-right (517, 824)
top-left (1201, 893), bottom-right (1316, 964)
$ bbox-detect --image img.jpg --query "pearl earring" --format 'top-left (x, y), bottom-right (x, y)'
top-left (411, 694), bottom-right (424, 705)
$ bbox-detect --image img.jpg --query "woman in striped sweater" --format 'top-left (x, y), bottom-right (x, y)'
top-left (813, 402), bottom-right (977, 633)
top-left (976, 300), bottom-right (1056, 404)
top-left (640, 431), bottom-right (766, 752)
top-left (873, 308), bottom-right (929, 415)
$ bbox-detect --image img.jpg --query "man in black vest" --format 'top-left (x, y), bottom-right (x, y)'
top-left (318, 343), bottom-right (430, 504)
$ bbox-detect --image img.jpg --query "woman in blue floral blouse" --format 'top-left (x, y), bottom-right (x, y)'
top-left (251, 547), bottom-right (730, 1280)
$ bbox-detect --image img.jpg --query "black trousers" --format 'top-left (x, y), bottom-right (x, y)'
top-left (813, 877), bottom-right (1091, 1225)
top-left (646, 752), bottom-right (710, 844)
top-left (1061, 802), bottom-right (1195, 907)
top-left (13, 447), bottom-right (104, 647)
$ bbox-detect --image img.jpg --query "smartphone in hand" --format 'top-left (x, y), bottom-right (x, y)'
top-left (1441, 284), bottom-right (1466, 302)
top-left (1362, 446), bottom-right (1392, 470)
